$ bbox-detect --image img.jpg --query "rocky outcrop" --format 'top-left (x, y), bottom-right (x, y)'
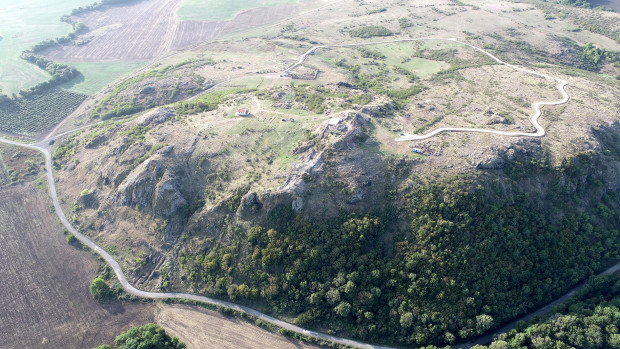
top-left (109, 146), bottom-right (189, 220)
top-left (236, 192), bottom-right (262, 218)
top-left (361, 96), bottom-right (396, 118)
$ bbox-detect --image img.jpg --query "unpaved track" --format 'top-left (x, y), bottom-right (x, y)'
top-left (1, 38), bottom-right (616, 349)
top-left (0, 143), bottom-right (391, 349)
top-left (286, 38), bottom-right (569, 142)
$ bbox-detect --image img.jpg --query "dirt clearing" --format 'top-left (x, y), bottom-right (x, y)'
top-left (0, 185), bottom-right (155, 349)
top-left (157, 304), bottom-right (319, 349)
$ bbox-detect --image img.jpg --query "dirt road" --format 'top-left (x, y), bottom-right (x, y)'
top-left (0, 37), bottom-right (613, 349)
top-left (286, 37), bottom-right (570, 142)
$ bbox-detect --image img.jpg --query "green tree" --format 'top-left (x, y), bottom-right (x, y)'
top-left (114, 323), bottom-right (185, 349)
top-left (89, 277), bottom-right (111, 301)
top-left (400, 312), bottom-right (414, 328)
top-left (334, 301), bottom-right (351, 317)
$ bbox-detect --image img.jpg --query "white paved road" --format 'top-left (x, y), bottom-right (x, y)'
top-left (1, 37), bottom-right (615, 349)
top-left (286, 37), bottom-right (570, 142)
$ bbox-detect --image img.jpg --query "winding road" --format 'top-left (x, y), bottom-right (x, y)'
top-left (286, 37), bottom-right (569, 142)
top-left (0, 38), bottom-right (616, 349)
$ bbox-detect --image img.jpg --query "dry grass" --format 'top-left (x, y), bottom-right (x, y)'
top-left (156, 304), bottom-right (318, 349)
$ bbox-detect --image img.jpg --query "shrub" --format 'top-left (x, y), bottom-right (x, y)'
top-left (349, 26), bottom-right (393, 38)
top-left (89, 277), bottom-right (112, 301)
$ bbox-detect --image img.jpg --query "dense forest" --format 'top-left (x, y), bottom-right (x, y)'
top-left (176, 147), bottom-right (620, 347)
top-left (482, 272), bottom-right (620, 348)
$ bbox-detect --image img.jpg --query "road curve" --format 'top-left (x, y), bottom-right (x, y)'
top-left (285, 37), bottom-right (569, 142)
top-left (0, 139), bottom-right (392, 349)
top-left (1, 38), bottom-right (614, 349)
top-left (3, 132), bottom-right (618, 349)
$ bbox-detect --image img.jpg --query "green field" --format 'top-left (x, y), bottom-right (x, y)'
top-left (60, 61), bottom-right (146, 95)
top-left (0, 0), bottom-right (93, 94)
top-left (176, 0), bottom-right (298, 21)
top-left (371, 43), bottom-right (451, 78)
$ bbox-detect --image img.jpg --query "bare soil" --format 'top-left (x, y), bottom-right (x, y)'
top-left (0, 185), bottom-right (155, 349)
top-left (43, 0), bottom-right (183, 61)
top-left (170, 21), bottom-right (227, 51)
top-left (221, 3), bottom-right (301, 35)
top-left (156, 304), bottom-right (318, 349)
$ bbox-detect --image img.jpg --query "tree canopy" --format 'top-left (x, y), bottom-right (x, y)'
top-left (94, 323), bottom-right (186, 349)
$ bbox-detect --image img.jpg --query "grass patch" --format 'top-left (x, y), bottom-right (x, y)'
top-left (349, 26), bottom-right (393, 38)
top-left (60, 61), bottom-right (146, 95)
top-left (177, 0), bottom-right (298, 21)
top-left (175, 88), bottom-right (256, 116)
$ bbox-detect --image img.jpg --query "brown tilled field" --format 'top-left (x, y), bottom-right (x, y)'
top-left (157, 304), bottom-right (319, 349)
top-left (42, 0), bottom-right (314, 62)
top-left (0, 174), bottom-right (321, 348)
top-left (170, 21), bottom-right (227, 51)
top-left (44, 0), bottom-right (183, 61)
top-left (221, 3), bottom-right (301, 35)
top-left (0, 185), bottom-right (155, 349)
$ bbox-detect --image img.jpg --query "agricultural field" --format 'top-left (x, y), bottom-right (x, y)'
top-left (157, 304), bottom-right (318, 349)
top-left (43, 0), bottom-right (182, 62)
top-left (0, 0), bottom-right (92, 94)
top-left (0, 184), bottom-right (156, 349)
top-left (170, 21), bottom-right (228, 51)
top-left (176, 0), bottom-right (299, 21)
top-left (0, 144), bottom-right (44, 186)
top-left (60, 61), bottom-right (146, 95)
top-left (0, 88), bottom-right (86, 136)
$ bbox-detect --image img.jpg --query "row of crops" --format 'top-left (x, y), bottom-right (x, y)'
top-left (0, 89), bottom-right (87, 136)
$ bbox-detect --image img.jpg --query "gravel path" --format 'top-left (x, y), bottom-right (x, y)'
top-left (286, 37), bottom-right (569, 142)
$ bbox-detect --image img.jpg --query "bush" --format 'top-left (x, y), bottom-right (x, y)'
top-left (89, 277), bottom-right (112, 301)
top-left (349, 26), bottom-right (393, 38)
top-left (66, 233), bottom-right (77, 243)
top-left (94, 323), bottom-right (186, 349)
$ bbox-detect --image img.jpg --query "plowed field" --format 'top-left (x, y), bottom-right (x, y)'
top-left (170, 21), bottom-right (227, 51)
top-left (221, 4), bottom-right (301, 34)
top-left (0, 185), bottom-right (154, 349)
top-left (44, 0), bottom-right (182, 61)
top-left (157, 304), bottom-right (319, 349)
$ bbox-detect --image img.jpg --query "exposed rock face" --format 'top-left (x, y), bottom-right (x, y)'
top-left (361, 96), bottom-right (396, 117)
top-left (84, 134), bottom-right (109, 149)
top-left (236, 192), bottom-right (262, 218)
top-left (109, 145), bottom-right (189, 222)
top-left (137, 107), bottom-right (175, 126)
top-left (153, 179), bottom-right (187, 217)
top-left (79, 189), bottom-right (100, 209)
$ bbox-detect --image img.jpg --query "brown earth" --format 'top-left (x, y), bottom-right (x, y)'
top-left (156, 304), bottom-right (319, 349)
top-left (221, 3), bottom-right (302, 35)
top-left (0, 144), bottom-right (44, 186)
top-left (170, 21), bottom-right (227, 51)
top-left (0, 184), bottom-right (155, 349)
top-left (43, 0), bottom-right (183, 61)
top-left (42, 0), bottom-right (309, 62)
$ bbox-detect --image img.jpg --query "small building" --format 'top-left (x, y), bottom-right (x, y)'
top-left (328, 117), bottom-right (342, 126)
top-left (236, 108), bottom-right (250, 116)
